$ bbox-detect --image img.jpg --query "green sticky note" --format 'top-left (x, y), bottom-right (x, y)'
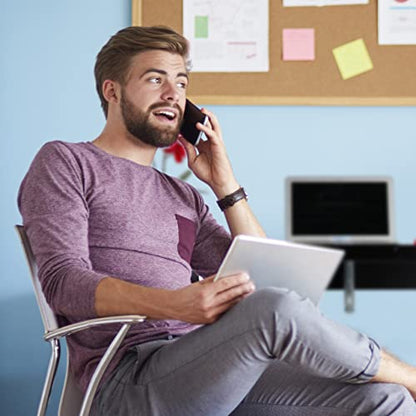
top-left (332, 39), bottom-right (373, 80)
top-left (195, 16), bottom-right (208, 39)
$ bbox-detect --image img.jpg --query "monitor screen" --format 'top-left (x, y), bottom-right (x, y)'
top-left (286, 177), bottom-right (395, 244)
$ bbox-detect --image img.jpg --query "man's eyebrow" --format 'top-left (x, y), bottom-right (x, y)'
top-left (140, 68), bottom-right (189, 80)
top-left (177, 72), bottom-right (189, 80)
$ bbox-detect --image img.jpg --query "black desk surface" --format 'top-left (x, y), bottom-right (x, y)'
top-left (324, 244), bottom-right (416, 289)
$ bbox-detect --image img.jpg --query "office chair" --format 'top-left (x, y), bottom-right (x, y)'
top-left (15, 225), bottom-right (146, 416)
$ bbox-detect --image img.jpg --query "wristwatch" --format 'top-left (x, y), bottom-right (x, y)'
top-left (217, 187), bottom-right (248, 211)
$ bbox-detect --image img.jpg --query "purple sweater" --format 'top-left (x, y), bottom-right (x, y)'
top-left (18, 140), bottom-right (231, 392)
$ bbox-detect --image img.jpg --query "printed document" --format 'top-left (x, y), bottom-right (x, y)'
top-left (183, 0), bottom-right (269, 72)
top-left (283, 0), bottom-right (368, 6)
top-left (378, 0), bottom-right (416, 44)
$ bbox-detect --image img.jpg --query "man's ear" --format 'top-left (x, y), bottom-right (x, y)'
top-left (102, 80), bottom-right (120, 105)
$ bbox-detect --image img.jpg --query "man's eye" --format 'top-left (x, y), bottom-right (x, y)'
top-left (149, 77), bottom-right (161, 84)
top-left (177, 81), bottom-right (187, 89)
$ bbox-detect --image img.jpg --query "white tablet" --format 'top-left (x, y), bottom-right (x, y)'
top-left (215, 235), bottom-right (344, 305)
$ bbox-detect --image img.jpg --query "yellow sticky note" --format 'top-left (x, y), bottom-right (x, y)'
top-left (332, 39), bottom-right (373, 80)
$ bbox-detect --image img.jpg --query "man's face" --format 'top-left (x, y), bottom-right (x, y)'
top-left (119, 50), bottom-right (188, 148)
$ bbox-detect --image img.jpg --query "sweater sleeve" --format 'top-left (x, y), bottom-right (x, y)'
top-left (17, 141), bottom-right (106, 321)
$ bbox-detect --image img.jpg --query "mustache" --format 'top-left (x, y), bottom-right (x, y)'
top-left (148, 102), bottom-right (183, 120)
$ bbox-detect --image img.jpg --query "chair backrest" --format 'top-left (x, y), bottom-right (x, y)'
top-left (16, 225), bottom-right (84, 415)
top-left (15, 225), bottom-right (59, 332)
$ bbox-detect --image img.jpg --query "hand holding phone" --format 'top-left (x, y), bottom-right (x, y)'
top-left (180, 99), bottom-right (208, 146)
top-left (178, 105), bottom-right (239, 194)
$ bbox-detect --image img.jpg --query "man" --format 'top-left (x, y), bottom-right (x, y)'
top-left (18, 26), bottom-right (416, 415)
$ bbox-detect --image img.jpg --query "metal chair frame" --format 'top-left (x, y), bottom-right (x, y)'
top-left (15, 225), bottom-right (146, 416)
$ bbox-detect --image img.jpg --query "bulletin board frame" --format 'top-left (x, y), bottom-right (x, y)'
top-left (131, 0), bottom-right (416, 106)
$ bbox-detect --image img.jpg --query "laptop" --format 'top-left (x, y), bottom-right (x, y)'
top-left (285, 176), bottom-right (396, 245)
top-left (214, 235), bottom-right (344, 305)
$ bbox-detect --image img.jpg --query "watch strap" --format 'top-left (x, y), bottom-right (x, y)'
top-left (217, 187), bottom-right (248, 211)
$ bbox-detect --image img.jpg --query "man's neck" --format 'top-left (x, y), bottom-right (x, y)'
top-left (93, 125), bottom-right (157, 166)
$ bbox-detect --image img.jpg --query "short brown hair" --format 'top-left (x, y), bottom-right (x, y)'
top-left (94, 26), bottom-right (189, 117)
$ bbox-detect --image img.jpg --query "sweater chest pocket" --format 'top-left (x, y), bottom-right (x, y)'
top-left (175, 214), bottom-right (196, 264)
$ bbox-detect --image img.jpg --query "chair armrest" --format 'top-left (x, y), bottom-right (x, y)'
top-left (43, 315), bottom-right (146, 341)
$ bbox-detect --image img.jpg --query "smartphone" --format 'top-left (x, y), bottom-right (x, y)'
top-left (180, 99), bottom-right (208, 146)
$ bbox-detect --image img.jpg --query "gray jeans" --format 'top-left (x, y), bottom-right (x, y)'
top-left (91, 288), bottom-right (415, 415)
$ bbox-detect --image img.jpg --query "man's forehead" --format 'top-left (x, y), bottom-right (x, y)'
top-left (129, 50), bottom-right (187, 75)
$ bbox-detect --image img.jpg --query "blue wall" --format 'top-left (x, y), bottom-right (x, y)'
top-left (1, 1), bottom-right (415, 414)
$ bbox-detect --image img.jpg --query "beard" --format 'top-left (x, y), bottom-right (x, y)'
top-left (120, 90), bottom-right (183, 148)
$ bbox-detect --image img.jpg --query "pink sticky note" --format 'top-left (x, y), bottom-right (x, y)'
top-left (283, 28), bottom-right (315, 61)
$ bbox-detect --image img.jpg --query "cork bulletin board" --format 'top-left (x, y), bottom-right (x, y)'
top-left (131, 0), bottom-right (416, 105)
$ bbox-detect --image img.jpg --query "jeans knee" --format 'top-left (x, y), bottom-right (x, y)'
top-left (245, 287), bottom-right (312, 325)
top-left (365, 383), bottom-right (415, 415)
top-left (258, 286), bottom-right (310, 312)
top-left (387, 384), bottom-right (415, 415)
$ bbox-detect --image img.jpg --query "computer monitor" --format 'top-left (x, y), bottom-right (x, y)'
top-left (285, 176), bottom-right (396, 244)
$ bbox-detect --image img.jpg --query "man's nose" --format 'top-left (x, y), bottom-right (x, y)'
top-left (161, 80), bottom-right (180, 102)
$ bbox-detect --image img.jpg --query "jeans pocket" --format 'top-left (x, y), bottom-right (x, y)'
top-left (132, 339), bottom-right (171, 384)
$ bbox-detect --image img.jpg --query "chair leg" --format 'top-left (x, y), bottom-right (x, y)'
top-left (79, 324), bottom-right (131, 416)
top-left (37, 339), bottom-right (60, 416)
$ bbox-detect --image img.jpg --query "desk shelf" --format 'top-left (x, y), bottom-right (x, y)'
top-left (325, 244), bottom-right (416, 289)
top-left (329, 260), bottom-right (416, 289)
top-left (323, 244), bottom-right (416, 311)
